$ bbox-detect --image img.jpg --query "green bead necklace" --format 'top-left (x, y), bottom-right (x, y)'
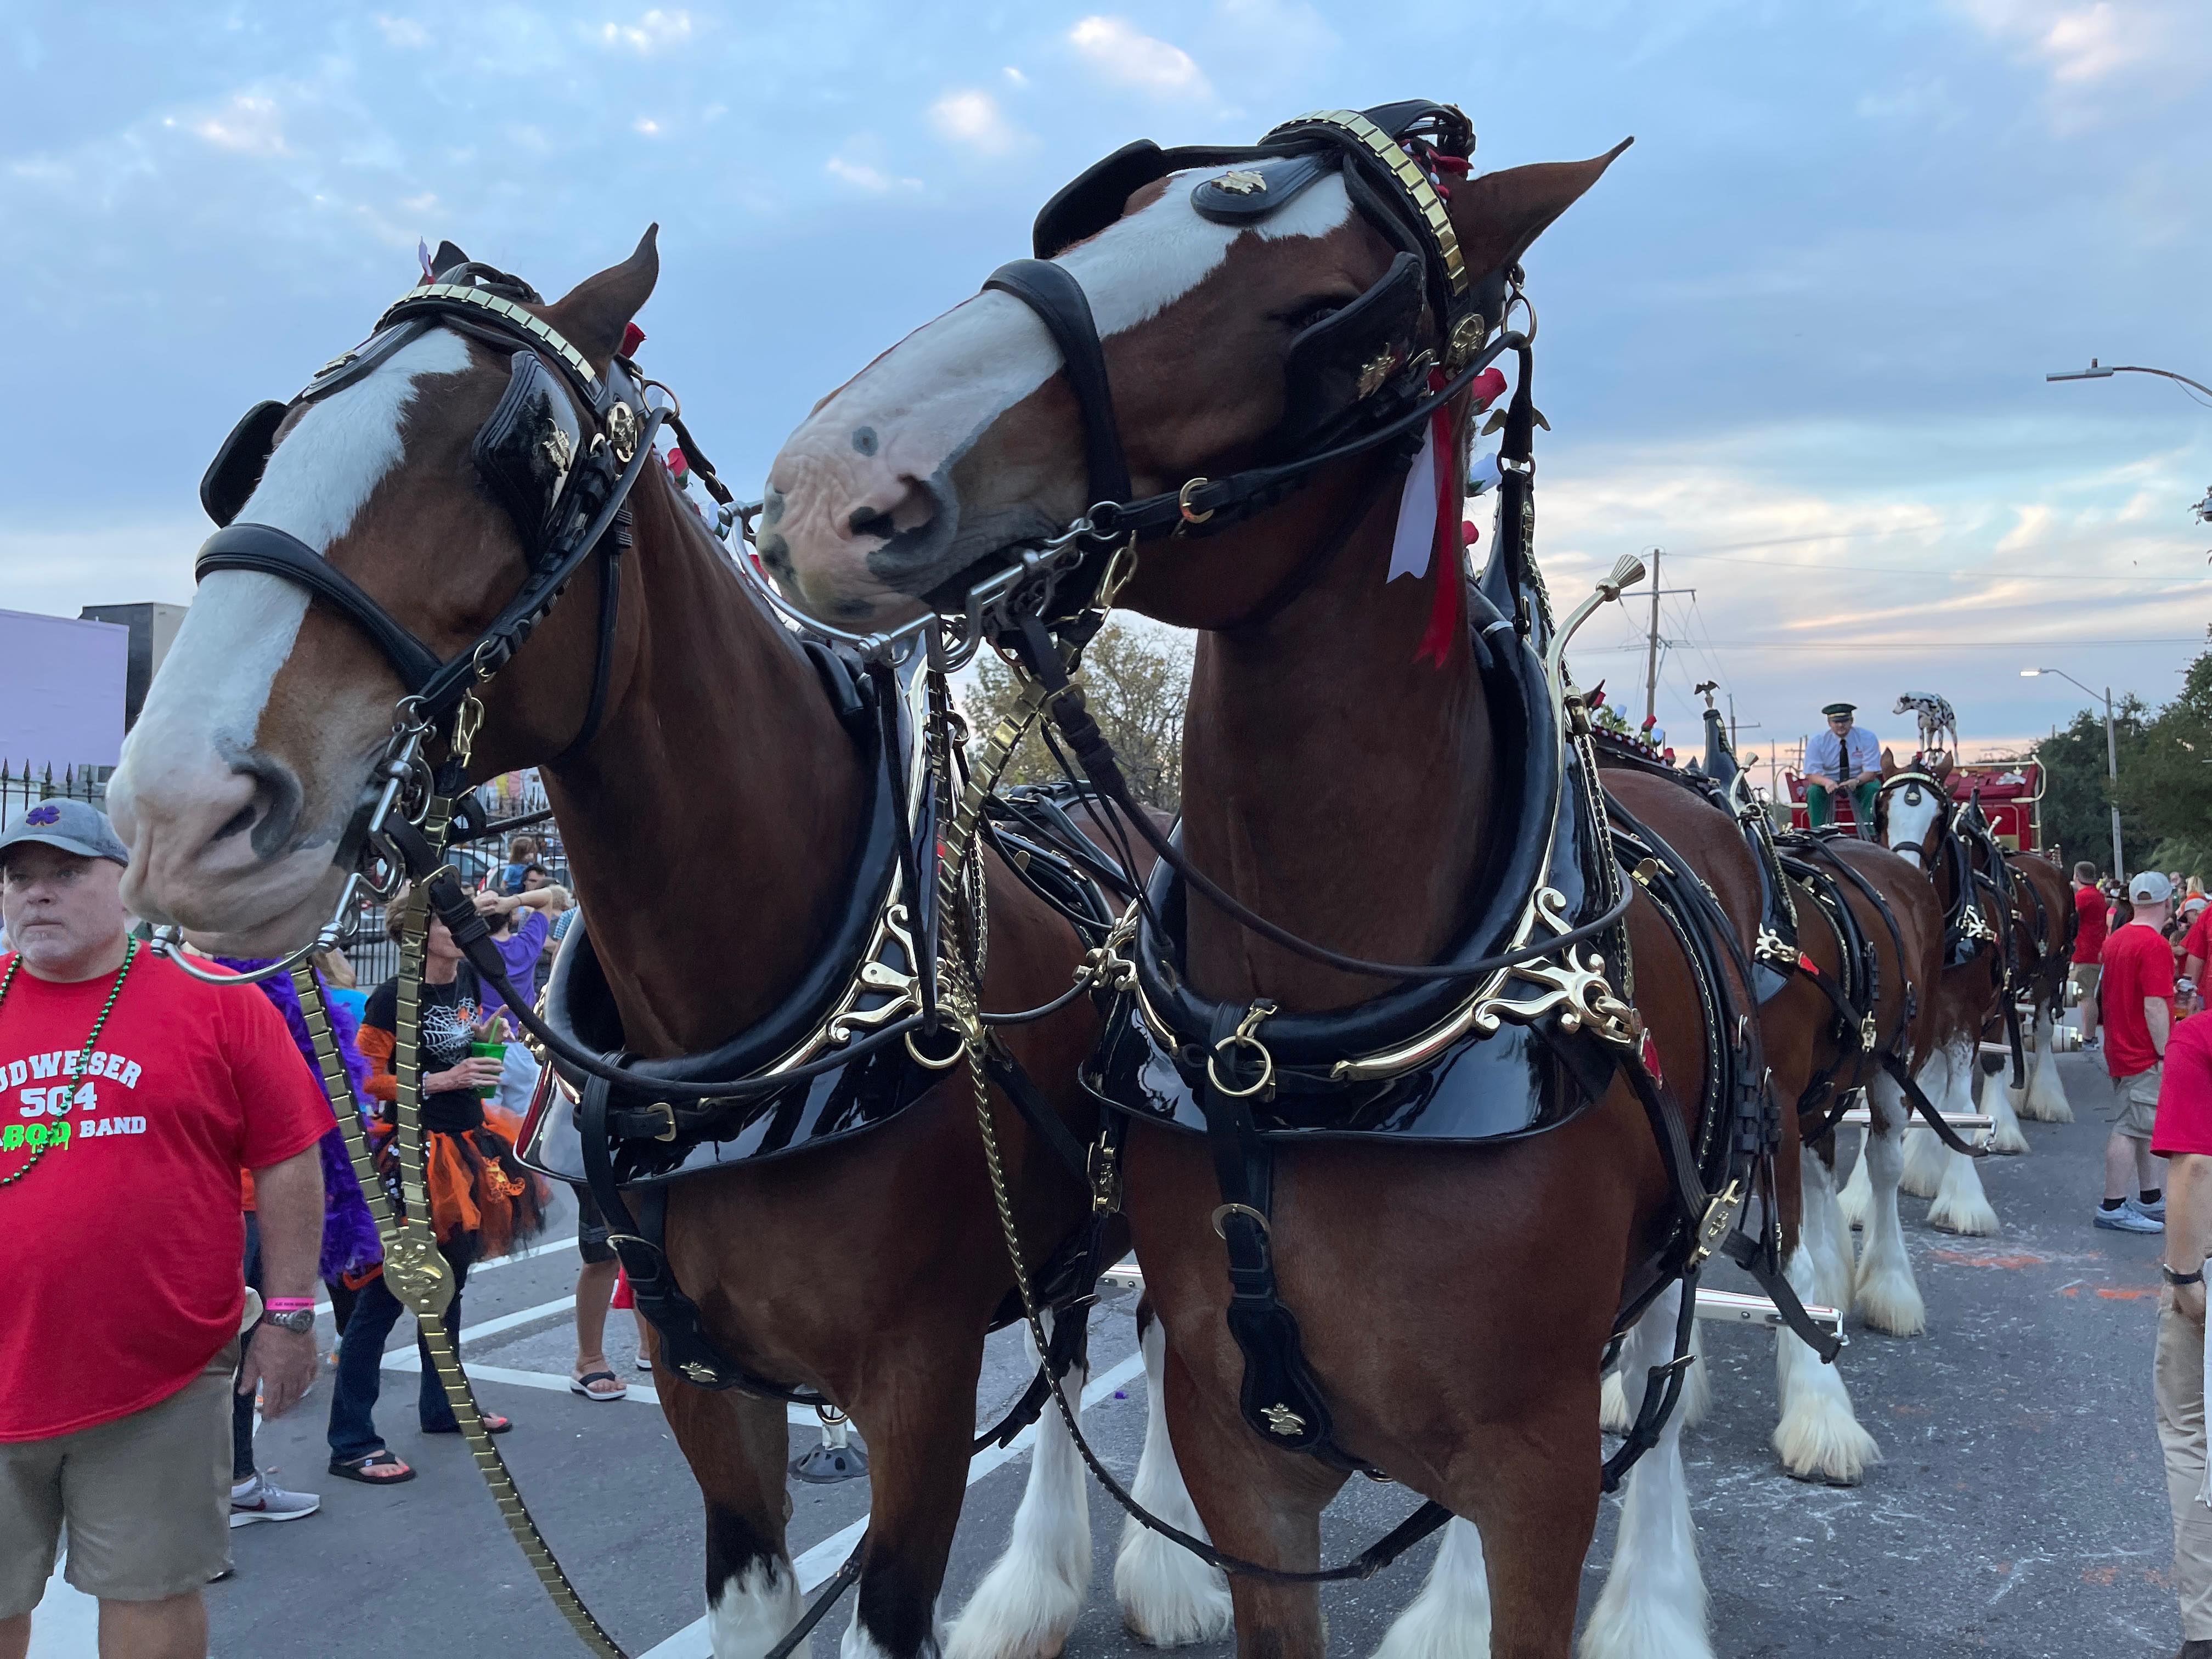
top-left (0, 936), bottom-right (139, 1189)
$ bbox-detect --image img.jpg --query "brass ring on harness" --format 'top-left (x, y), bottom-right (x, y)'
top-left (1177, 477), bottom-right (1215, 527)
top-left (1210, 1202), bottom-right (1272, 1241)
top-left (1206, 1031), bottom-right (1275, 1099)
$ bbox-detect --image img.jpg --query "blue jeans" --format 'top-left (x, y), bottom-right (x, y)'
top-left (326, 1238), bottom-right (475, 1463)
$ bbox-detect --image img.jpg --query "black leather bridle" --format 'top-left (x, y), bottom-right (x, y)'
top-left (192, 264), bottom-right (670, 759)
top-left (977, 100), bottom-right (1522, 624)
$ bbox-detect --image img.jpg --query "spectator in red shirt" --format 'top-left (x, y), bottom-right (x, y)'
top-left (2180, 891), bottom-right (2212, 1014)
top-left (2148, 1006), bottom-right (2212, 1656)
top-left (2075, 861), bottom-right (2112, 1043)
top-left (0, 802), bottom-right (332, 1659)
top-left (2100, 871), bottom-right (2178, 1234)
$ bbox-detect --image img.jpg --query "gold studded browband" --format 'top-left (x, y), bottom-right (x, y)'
top-left (1265, 109), bottom-right (1469, 300)
top-left (375, 280), bottom-right (604, 394)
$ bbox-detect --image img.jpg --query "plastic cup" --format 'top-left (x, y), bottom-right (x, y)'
top-left (470, 1041), bottom-right (506, 1099)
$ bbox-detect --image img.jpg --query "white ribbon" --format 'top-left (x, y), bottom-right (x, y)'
top-left (1387, 424), bottom-right (1438, 583)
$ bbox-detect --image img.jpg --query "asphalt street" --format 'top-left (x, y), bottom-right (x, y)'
top-left (27, 1047), bottom-right (2181, 1657)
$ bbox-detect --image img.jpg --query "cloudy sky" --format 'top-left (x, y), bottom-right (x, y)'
top-left (7, 0), bottom-right (2207, 765)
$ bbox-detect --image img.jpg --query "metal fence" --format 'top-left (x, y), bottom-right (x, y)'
top-left (1, 761), bottom-right (110, 820)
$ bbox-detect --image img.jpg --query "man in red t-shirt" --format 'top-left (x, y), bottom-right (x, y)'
top-left (0, 802), bottom-right (334, 1659)
top-left (2148, 1002), bottom-right (2212, 1652)
top-left (2075, 860), bottom-right (2112, 1042)
top-left (2098, 871), bottom-right (2177, 1235)
top-left (2180, 893), bottom-right (2212, 1016)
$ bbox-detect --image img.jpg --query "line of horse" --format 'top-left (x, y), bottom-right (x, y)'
top-left (100, 100), bottom-right (2076, 1659)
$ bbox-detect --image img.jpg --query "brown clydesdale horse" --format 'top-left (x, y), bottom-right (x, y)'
top-left (1870, 755), bottom-right (2010, 1236)
top-left (762, 132), bottom-right (1805, 1659)
top-left (2006, 849), bottom-right (2079, 1125)
top-left (105, 234), bottom-right (1179, 1659)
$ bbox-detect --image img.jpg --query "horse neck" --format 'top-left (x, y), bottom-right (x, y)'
top-left (545, 476), bottom-right (866, 1054)
top-left (1178, 462), bottom-right (1494, 1012)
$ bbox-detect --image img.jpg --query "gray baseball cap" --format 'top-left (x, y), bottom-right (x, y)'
top-left (2130, 869), bottom-right (2174, 905)
top-left (0, 799), bottom-right (129, 866)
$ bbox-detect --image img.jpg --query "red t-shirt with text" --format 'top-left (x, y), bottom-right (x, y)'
top-left (2074, 885), bottom-right (2109, 966)
top-left (0, 950), bottom-right (334, 1440)
top-left (2152, 1014), bottom-right (2212, 1159)
top-left (2101, 923), bottom-right (2176, 1081)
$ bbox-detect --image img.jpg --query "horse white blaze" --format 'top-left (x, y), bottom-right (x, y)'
top-left (1371, 1517), bottom-right (1491, 1659)
top-left (110, 328), bottom-right (476, 943)
top-left (1112, 1312), bottom-right (1231, 1646)
top-left (1852, 1073), bottom-right (1926, 1336)
top-left (1880, 782), bottom-right (1943, 868)
top-left (945, 1316), bottom-right (1092, 1659)
top-left (707, 1557), bottom-right (802, 1659)
top-left (1582, 1284), bottom-right (1712, 1659)
top-left (761, 173), bottom-right (1356, 625)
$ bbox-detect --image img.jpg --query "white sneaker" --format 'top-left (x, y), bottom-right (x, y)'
top-left (230, 1472), bottom-right (321, 1527)
top-left (2095, 1204), bottom-right (2163, 1234)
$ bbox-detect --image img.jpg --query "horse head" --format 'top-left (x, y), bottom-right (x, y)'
top-left (1876, 749), bottom-right (1951, 870)
top-left (106, 234), bottom-right (661, 952)
top-left (760, 113), bottom-right (1627, 633)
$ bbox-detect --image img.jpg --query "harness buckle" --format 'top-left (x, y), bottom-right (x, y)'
top-left (641, 1101), bottom-right (679, 1142)
top-left (1754, 927), bottom-right (1795, 967)
top-left (1688, 1177), bottom-right (1744, 1270)
top-left (1176, 477), bottom-right (1216, 528)
top-left (1860, 1011), bottom-right (1880, 1052)
top-left (1206, 1000), bottom-right (1278, 1099)
top-left (1088, 1133), bottom-right (1122, 1217)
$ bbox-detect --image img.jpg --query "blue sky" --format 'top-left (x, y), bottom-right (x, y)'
top-left (7, 0), bottom-right (2207, 763)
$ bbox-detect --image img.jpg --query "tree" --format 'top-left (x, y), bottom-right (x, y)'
top-left (2115, 640), bottom-right (2212, 879)
top-left (964, 619), bottom-right (1193, 812)
top-left (2034, 698), bottom-right (2153, 876)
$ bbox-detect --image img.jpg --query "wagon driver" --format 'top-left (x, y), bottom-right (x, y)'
top-left (1804, 701), bottom-right (1882, 834)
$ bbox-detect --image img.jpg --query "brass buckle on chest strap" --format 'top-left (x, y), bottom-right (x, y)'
top-left (1688, 1177), bottom-right (1745, 1270)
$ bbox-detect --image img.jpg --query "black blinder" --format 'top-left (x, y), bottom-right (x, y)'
top-left (1276, 251), bottom-right (1425, 450)
top-left (1187, 154), bottom-right (1332, 224)
top-left (199, 400), bottom-right (288, 527)
top-left (471, 351), bottom-right (583, 561)
top-left (1032, 139), bottom-right (1175, 258)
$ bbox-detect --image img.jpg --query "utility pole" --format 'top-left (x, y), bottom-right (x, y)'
top-left (1643, 548), bottom-right (1662, 727)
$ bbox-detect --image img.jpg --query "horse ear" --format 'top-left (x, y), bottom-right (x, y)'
top-left (431, 240), bottom-right (472, 279)
top-left (1448, 139), bottom-right (1632, 289)
top-left (1931, 751), bottom-right (1953, 780)
top-left (545, 225), bottom-right (659, 369)
top-left (1880, 747), bottom-right (1897, 777)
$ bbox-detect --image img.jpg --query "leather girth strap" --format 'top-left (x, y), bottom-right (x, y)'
top-left (578, 1074), bottom-right (828, 1403)
top-left (1878, 1053), bottom-right (1990, 1158)
top-left (1195, 1001), bottom-right (1364, 1471)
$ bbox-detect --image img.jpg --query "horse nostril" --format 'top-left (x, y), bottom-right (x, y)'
top-left (849, 507), bottom-right (896, 540)
top-left (213, 804), bottom-right (256, 844)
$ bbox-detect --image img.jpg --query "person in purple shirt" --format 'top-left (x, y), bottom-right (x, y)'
top-left (471, 881), bottom-right (566, 1028)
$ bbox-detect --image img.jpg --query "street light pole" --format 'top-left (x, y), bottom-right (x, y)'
top-left (2023, 667), bottom-right (2125, 879)
top-left (2047, 358), bottom-right (2212, 402)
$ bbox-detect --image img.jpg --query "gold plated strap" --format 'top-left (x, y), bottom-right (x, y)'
top-left (376, 282), bottom-right (603, 392)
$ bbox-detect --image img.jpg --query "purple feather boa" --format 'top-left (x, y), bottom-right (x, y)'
top-left (218, 959), bottom-right (383, 1280)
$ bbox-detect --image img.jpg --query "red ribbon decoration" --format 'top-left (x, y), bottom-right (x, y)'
top-left (1412, 365), bottom-right (1507, 668)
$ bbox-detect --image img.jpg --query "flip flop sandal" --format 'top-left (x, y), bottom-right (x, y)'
top-left (422, 1413), bottom-right (512, 1435)
top-left (570, 1370), bottom-right (628, 1401)
top-left (328, 1451), bottom-right (416, 1484)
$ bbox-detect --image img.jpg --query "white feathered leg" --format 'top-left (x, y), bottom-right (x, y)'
top-left (1928, 1042), bottom-right (2001, 1235)
top-left (1980, 1053), bottom-right (2030, 1155)
top-left (1580, 1284), bottom-right (1713, 1659)
top-left (1852, 1073), bottom-right (1927, 1335)
top-left (945, 1314), bottom-right (1091, 1659)
top-left (1599, 1365), bottom-right (1631, 1435)
top-left (1771, 1244), bottom-right (1880, 1484)
top-left (1898, 1122), bottom-right (1944, 1199)
top-left (1370, 1518), bottom-right (1491, 1659)
top-left (2023, 1009), bottom-right (2074, 1122)
top-left (1837, 1127), bottom-right (1874, 1231)
top-left (1111, 1313), bottom-right (1231, 1647)
top-left (707, 1557), bottom-right (802, 1659)
top-left (1679, 1318), bottom-right (1712, 1430)
top-left (1800, 1148), bottom-right (1856, 1315)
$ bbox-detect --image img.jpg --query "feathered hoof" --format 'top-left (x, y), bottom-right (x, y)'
top-left (1773, 1401), bottom-right (1881, 1486)
top-left (1928, 1192), bottom-right (2001, 1235)
top-left (1984, 1122), bottom-right (2032, 1156)
top-left (1577, 1594), bottom-right (1715, 1659)
top-left (1852, 1267), bottom-right (1927, 1338)
top-left (1370, 1520), bottom-right (1491, 1659)
top-left (1114, 1528), bottom-right (1232, 1649)
top-left (2018, 1093), bottom-right (2074, 1124)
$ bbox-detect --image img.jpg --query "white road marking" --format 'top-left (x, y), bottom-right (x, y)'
top-left (637, 1349), bottom-right (1148, 1659)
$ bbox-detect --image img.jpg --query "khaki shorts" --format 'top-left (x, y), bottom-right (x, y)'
top-left (2070, 962), bottom-right (2101, 1002)
top-left (2111, 1065), bottom-right (2162, 1140)
top-left (0, 1338), bottom-right (239, 1616)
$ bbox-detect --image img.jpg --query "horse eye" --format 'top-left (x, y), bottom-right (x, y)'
top-left (1274, 296), bottom-right (1348, 332)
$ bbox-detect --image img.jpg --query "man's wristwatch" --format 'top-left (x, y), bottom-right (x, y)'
top-left (2163, 1264), bottom-right (2203, 1286)
top-left (263, 1307), bottom-right (318, 1334)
